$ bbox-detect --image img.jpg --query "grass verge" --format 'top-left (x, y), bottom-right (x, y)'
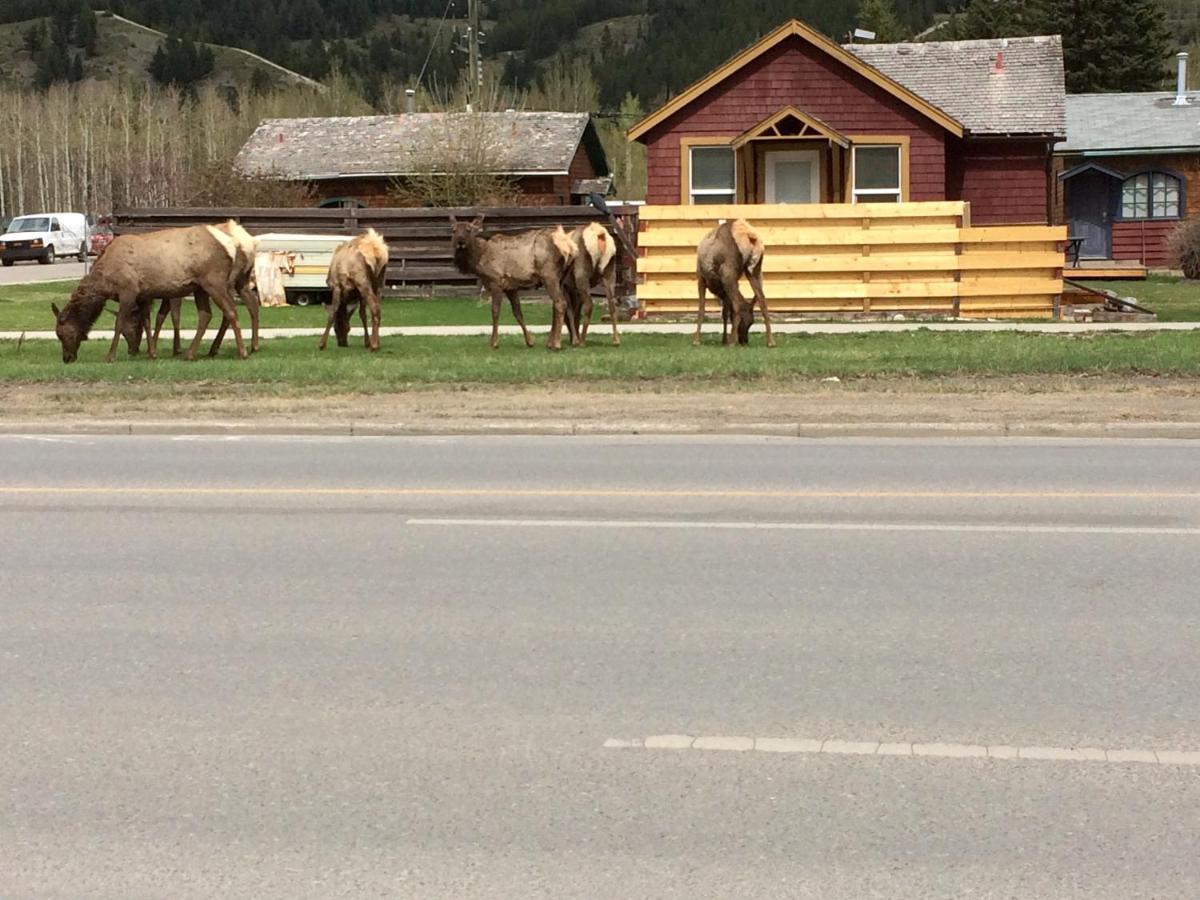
top-left (2, 330), bottom-right (1200, 389)
top-left (1077, 277), bottom-right (1200, 322)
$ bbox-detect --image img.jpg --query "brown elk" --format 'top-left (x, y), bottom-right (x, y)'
top-left (52, 225), bottom-right (249, 363)
top-left (450, 215), bottom-right (577, 350)
top-left (318, 229), bottom-right (390, 352)
top-left (562, 221), bottom-right (621, 347)
top-left (149, 220), bottom-right (261, 358)
top-left (694, 219), bottom-right (774, 347)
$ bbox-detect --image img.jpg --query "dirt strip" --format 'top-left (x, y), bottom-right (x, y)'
top-left (2, 377), bottom-right (1199, 436)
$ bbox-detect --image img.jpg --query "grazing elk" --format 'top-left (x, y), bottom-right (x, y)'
top-left (52, 224), bottom-right (249, 363)
top-left (318, 228), bottom-right (390, 352)
top-left (694, 218), bottom-right (774, 348)
top-left (562, 221), bottom-right (622, 347)
top-left (149, 219), bottom-right (261, 358)
top-left (450, 215), bottom-right (577, 350)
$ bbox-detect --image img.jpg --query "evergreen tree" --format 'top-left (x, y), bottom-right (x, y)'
top-left (23, 20), bottom-right (47, 54)
top-left (857, 0), bottom-right (909, 42)
top-left (75, 0), bottom-right (99, 56)
top-left (69, 52), bottom-right (86, 82)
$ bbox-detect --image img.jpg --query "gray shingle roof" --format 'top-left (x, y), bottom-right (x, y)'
top-left (235, 112), bottom-right (594, 179)
top-left (847, 35), bottom-right (1066, 137)
top-left (1058, 92), bottom-right (1200, 152)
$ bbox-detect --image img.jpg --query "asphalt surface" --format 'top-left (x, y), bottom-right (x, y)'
top-left (3, 435), bottom-right (1199, 899)
top-left (0, 258), bottom-right (88, 286)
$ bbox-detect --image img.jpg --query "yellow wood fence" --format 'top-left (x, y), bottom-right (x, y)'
top-left (636, 202), bottom-right (1067, 319)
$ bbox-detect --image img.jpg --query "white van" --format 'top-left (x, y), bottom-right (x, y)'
top-left (0, 213), bottom-right (88, 266)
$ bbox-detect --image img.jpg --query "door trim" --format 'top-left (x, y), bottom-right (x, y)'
top-left (765, 149), bottom-right (821, 203)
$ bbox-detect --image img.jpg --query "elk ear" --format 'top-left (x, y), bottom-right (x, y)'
top-left (470, 215), bottom-right (485, 230)
top-left (448, 215), bottom-right (458, 225)
top-left (51, 302), bottom-right (61, 319)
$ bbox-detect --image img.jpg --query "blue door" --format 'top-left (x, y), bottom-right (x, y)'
top-left (1067, 171), bottom-right (1113, 259)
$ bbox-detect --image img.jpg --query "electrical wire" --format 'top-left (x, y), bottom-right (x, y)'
top-left (415, 0), bottom-right (457, 91)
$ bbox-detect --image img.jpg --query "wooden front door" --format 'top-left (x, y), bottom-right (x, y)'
top-left (1067, 171), bottom-right (1114, 259)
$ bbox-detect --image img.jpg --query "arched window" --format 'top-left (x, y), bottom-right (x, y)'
top-left (1120, 171), bottom-right (1182, 219)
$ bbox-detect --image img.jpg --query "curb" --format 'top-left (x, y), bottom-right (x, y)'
top-left (3, 420), bottom-right (1200, 439)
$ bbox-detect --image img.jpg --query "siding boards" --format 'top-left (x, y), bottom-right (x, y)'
top-left (642, 38), bottom-right (947, 204)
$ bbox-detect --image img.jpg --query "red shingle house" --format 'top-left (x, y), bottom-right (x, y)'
top-left (628, 20), bottom-right (1066, 225)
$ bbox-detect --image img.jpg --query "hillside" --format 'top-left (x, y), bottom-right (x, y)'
top-left (0, 10), bottom-right (318, 91)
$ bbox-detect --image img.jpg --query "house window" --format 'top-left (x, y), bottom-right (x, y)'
top-left (1121, 172), bottom-right (1182, 219)
top-left (689, 146), bottom-right (736, 204)
top-left (851, 144), bottom-right (902, 203)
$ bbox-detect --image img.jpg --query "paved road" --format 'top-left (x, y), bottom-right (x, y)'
top-left (0, 259), bottom-right (87, 286)
top-left (3, 435), bottom-right (1199, 898)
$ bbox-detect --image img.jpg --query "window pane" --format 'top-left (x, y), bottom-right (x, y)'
top-left (854, 145), bottom-right (901, 191)
top-left (856, 193), bottom-right (900, 203)
top-left (691, 147), bottom-right (735, 192)
top-left (690, 192), bottom-right (736, 205)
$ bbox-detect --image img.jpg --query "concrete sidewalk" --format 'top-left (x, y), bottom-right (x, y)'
top-left (7, 320), bottom-right (1200, 341)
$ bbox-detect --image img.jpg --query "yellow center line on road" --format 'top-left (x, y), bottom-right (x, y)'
top-left (0, 486), bottom-right (1198, 500)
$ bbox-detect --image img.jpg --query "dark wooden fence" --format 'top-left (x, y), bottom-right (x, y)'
top-left (112, 205), bottom-right (640, 297)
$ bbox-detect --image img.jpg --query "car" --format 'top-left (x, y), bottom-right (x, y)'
top-left (0, 212), bottom-right (89, 266)
top-left (90, 216), bottom-right (115, 258)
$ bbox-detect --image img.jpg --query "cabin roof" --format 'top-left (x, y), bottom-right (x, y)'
top-left (236, 112), bottom-right (607, 180)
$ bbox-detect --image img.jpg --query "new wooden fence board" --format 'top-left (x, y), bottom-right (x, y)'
top-left (637, 203), bottom-right (1065, 319)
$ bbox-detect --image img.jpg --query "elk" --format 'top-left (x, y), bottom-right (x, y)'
top-left (562, 221), bottom-right (621, 347)
top-left (149, 220), bottom-right (261, 358)
top-left (694, 219), bottom-right (774, 347)
top-left (318, 229), bottom-right (390, 352)
top-left (450, 215), bottom-right (577, 350)
top-left (51, 225), bottom-right (249, 364)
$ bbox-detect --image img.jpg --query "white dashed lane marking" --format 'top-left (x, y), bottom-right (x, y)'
top-left (607, 736), bottom-right (1200, 766)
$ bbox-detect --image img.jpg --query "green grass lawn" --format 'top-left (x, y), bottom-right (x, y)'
top-left (1077, 277), bottom-right (1200, 322)
top-left (3, 330), bottom-right (1199, 388)
top-left (0, 282), bottom-right (551, 332)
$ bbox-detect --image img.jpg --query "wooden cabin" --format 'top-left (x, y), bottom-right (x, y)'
top-left (235, 112), bottom-right (610, 208)
top-left (1054, 61), bottom-right (1200, 274)
top-left (627, 19), bottom-right (1066, 226)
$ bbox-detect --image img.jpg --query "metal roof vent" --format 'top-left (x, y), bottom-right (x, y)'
top-left (1174, 52), bottom-right (1190, 107)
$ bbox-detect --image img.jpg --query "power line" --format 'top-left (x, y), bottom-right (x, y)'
top-left (416, 0), bottom-right (457, 92)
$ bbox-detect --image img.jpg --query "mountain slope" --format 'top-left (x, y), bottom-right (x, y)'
top-left (0, 10), bottom-right (317, 91)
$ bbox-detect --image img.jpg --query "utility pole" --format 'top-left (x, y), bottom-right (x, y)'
top-left (467, 0), bottom-right (481, 111)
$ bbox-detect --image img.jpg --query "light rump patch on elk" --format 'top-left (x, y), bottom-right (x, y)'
top-left (694, 218), bottom-right (774, 348)
top-left (319, 228), bottom-right (389, 352)
top-left (562, 221), bottom-right (621, 348)
top-left (51, 225), bottom-right (248, 364)
top-left (450, 215), bottom-right (577, 350)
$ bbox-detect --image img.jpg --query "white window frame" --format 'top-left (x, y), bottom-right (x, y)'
top-left (764, 149), bottom-right (821, 204)
top-left (689, 145), bottom-right (737, 205)
top-left (851, 144), bottom-right (903, 203)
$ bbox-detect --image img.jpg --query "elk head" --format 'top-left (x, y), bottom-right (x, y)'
top-left (51, 302), bottom-right (84, 364)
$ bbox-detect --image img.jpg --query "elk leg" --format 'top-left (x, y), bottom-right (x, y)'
top-left (603, 265), bottom-right (620, 347)
top-left (364, 289), bottom-right (381, 352)
top-left (747, 262), bottom-right (774, 348)
top-left (318, 287), bottom-right (341, 351)
top-left (209, 310), bottom-right (231, 357)
top-left (577, 275), bottom-right (594, 347)
top-left (545, 280), bottom-right (569, 352)
top-left (693, 278), bottom-right (708, 347)
top-left (212, 288), bottom-right (247, 360)
top-left (185, 292), bottom-right (213, 361)
top-left (487, 289), bottom-right (504, 349)
top-left (106, 295), bottom-right (135, 363)
top-left (563, 281), bottom-right (580, 348)
top-left (243, 281), bottom-right (261, 354)
top-left (506, 290), bottom-right (534, 349)
top-left (152, 300), bottom-right (169, 358)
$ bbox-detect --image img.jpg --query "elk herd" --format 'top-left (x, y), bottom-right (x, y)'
top-left (51, 215), bottom-right (774, 364)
